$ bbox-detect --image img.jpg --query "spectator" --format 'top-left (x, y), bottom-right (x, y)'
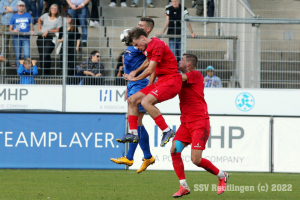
top-left (67, 0), bottom-right (90, 47)
top-left (77, 51), bottom-right (106, 85)
top-left (109, 0), bottom-right (127, 7)
top-left (58, 13), bottom-right (80, 84)
top-left (89, 0), bottom-right (100, 26)
top-left (130, 0), bottom-right (154, 8)
top-left (156, 0), bottom-right (196, 63)
top-left (0, 0), bottom-right (18, 67)
top-left (44, 0), bottom-right (62, 14)
top-left (204, 66), bottom-right (223, 88)
top-left (196, 0), bottom-right (214, 17)
top-left (114, 52), bottom-right (126, 86)
top-left (30, 0), bottom-right (45, 23)
top-left (9, 1), bottom-right (34, 69)
top-left (36, 4), bottom-right (62, 76)
top-left (17, 58), bottom-right (38, 84)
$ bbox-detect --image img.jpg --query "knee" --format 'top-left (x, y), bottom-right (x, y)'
top-left (141, 98), bottom-right (149, 108)
top-left (191, 155), bottom-right (202, 166)
top-left (128, 96), bottom-right (139, 106)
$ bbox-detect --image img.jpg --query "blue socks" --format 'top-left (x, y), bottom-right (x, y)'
top-left (126, 125), bottom-right (152, 160)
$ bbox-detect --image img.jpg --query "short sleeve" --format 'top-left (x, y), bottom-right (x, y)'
top-left (41, 13), bottom-right (47, 21)
top-left (57, 16), bottom-right (62, 28)
top-left (186, 71), bottom-right (202, 84)
top-left (184, 7), bottom-right (189, 17)
top-left (165, 8), bottom-right (170, 16)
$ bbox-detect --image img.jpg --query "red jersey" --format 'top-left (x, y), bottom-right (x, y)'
top-left (144, 37), bottom-right (178, 76)
top-left (179, 70), bottom-right (209, 122)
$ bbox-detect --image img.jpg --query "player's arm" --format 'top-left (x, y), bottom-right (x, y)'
top-left (181, 73), bottom-right (187, 82)
top-left (148, 71), bottom-right (156, 85)
top-left (129, 58), bottom-right (149, 77)
top-left (123, 60), bottom-right (157, 81)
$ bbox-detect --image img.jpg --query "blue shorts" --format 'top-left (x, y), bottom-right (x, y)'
top-left (127, 82), bottom-right (148, 112)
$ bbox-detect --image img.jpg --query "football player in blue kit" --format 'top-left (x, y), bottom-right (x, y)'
top-left (111, 18), bottom-right (156, 173)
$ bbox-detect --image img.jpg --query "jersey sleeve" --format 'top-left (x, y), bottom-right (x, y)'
top-left (184, 7), bottom-right (189, 17)
top-left (186, 71), bottom-right (202, 84)
top-left (165, 8), bottom-right (170, 16)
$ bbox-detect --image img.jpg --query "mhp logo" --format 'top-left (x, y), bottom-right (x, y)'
top-left (154, 125), bottom-right (177, 147)
top-left (100, 90), bottom-right (112, 102)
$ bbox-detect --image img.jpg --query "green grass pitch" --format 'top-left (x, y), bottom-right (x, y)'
top-left (0, 169), bottom-right (299, 199)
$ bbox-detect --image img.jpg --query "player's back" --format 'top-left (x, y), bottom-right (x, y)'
top-left (144, 38), bottom-right (179, 77)
top-left (124, 46), bottom-right (148, 86)
top-left (179, 70), bottom-right (209, 122)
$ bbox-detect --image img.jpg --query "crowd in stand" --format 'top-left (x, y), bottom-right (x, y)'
top-left (0, 0), bottom-right (218, 86)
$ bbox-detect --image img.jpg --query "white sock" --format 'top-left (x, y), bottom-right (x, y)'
top-left (179, 179), bottom-right (188, 188)
top-left (163, 127), bottom-right (171, 133)
top-left (130, 129), bottom-right (138, 135)
top-left (217, 170), bottom-right (225, 179)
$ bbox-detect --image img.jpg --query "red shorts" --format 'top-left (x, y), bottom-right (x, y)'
top-left (173, 118), bottom-right (210, 150)
top-left (140, 74), bottom-right (182, 102)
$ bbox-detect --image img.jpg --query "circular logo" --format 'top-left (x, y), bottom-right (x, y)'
top-left (19, 23), bottom-right (27, 29)
top-left (235, 92), bottom-right (255, 112)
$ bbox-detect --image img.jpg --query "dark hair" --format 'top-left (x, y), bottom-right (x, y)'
top-left (183, 53), bottom-right (198, 68)
top-left (66, 14), bottom-right (75, 32)
top-left (90, 50), bottom-right (100, 58)
top-left (126, 27), bottom-right (147, 46)
top-left (118, 52), bottom-right (125, 63)
top-left (140, 17), bottom-right (155, 30)
top-left (48, 4), bottom-right (60, 18)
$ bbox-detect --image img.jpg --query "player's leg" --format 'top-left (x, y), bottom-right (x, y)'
top-left (171, 140), bottom-right (190, 198)
top-left (170, 123), bottom-right (191, 198)
top-left (136, 111), bottom-right (155, 173)
top-left (190, 119), bottom-right (229, 195)
top-left (116, 91), bottom-right (146, 144)
top-left (141, 94), bottom-right (175, 147)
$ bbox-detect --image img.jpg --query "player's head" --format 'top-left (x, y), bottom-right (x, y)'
top-left (171, 0), bottom-right (180, 8)
top-left (138, 17), bottom-right (155, 36)
top-left (127, 27), bottom-right (148, 51)
top-left (179, 53), bottom-right (198, 73)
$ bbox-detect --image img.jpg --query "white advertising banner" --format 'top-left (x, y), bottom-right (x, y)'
top-left (130, 115), bottom-right (270, 172)
top-left (0, 85), bottom-right (62, 111)
top-left (66, 85), bottom-right (127, 112)
top-left (157, 88), bottom-right (300, 116)
top-left (66, 86), bottom-right (300, 116)
top-left (273, 117), bottom-right (300, 173)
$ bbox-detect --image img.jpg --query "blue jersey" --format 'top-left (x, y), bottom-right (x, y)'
top-left (10, 12), bottom-right (32, 38)
top-left (124, 46), bottom-right (149, 88)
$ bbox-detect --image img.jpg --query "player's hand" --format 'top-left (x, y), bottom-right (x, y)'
top-left (191, 33), bottom-right (196, 38)
top-left (129, 70), bottom-right (137, 77)
top-left (123, 73), bottom-right (135, 81)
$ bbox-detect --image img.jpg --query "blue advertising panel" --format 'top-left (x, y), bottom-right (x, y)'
top-left (0, 113), bottom-right (126, 169)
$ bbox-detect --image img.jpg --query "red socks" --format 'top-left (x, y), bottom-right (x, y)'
top-left (171, 153), bottom-right (186, 180)
top-left (198, 158), bottom-right (219, 175)
top-left (128, 115), bottom-right (138, 130)
top-left (154, 114), bottom-right (168, 131)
